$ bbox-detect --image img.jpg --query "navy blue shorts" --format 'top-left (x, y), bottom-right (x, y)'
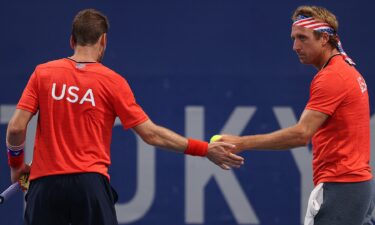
top-left (24, 173), bottom-right (118, 225)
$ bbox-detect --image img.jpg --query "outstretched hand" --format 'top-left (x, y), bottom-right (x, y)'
top-left (216, 134), bottom-right (245, 155)
top-left (206, 141), bottom-right (244, 170)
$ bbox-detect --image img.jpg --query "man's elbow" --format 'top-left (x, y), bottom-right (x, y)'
top-left (297, 135), bottom-right (310, 146)
top-left (139, 130), bottom-right (159, 146)
top-left (7, 120), bottom-right (27, 136)
top-left (133, 120), bottom-right (161, 146)
top-left (295, 127), bottom-right (311, 146)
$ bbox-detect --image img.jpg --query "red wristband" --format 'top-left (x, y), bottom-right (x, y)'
top-left (7, 148), bottom-right (25, 168)
top-left (184, 138), bottom-right (208, 156)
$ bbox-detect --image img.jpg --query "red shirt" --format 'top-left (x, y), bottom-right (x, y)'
top-left (306, 55), bottom-right (371, 185)
top-left (17, 58), bottom-right (148, 180)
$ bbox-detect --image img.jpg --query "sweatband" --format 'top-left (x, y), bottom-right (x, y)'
top-left (7, 146), bottom-right (25, 168)
top-left (184, 138), bottom-right (208, 156)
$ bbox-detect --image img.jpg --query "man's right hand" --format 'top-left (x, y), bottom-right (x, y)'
top-left (218, 134), bottom-right (246, 154)
top-left (10, 163), bottom-right (30, 184)
top-left (206, 142), bottom-right (244, 170)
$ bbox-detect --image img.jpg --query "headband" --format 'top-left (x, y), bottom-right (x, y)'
top-left (293, 15), bottom-right (355, 66)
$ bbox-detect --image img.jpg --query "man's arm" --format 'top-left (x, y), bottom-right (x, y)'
top-left (7, 109), bottom-right (34, 146)
top-left (220, 109), bottom-right (329, 153)
top-left (132, 119), bottom-right (244, 169)
top-left (6, 109), bottom-right (34, 182)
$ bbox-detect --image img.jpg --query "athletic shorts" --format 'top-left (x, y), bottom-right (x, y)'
top-left (24, 173), bottom-right (118, 225)
top-left (305, 179), bottom-right (375, 225)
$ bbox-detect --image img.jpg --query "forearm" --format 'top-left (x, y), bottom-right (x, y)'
top-left (6, 115), bottom-right (29, 169)
top-left (134, 120), bottom-right (208, 156)
top-left (142, 125), bottom-right (188, 153)
top-left (134, 120), bottom-right (243, 169)
top-left (6, 121), bottom-right (27, 147)
top-left (241, 125), bottom-right (309, 151)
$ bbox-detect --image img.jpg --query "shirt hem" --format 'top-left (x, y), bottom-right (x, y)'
top-left (314, 174), bottom-right (373, 186)
top-left (16, 105), bottom-right (37, 114)
top-left (30, 170), bottom-right (110, 181)
top-left (305, 106), bottom-right (333, 116)
top-left (124, 115), bottom-right (149, 130)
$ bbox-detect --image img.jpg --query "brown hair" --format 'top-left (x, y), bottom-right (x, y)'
top-left (292, 6), bottom-right (339, 48)
top-left (71, 9), bottom-right (109, 46)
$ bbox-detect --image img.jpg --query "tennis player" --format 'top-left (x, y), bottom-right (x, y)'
top-left (5, 8), bottom-right (244, 225)
top-left (219, 5), bottom-right (374, 225)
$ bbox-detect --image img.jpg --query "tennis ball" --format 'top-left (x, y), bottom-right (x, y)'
top-left (210, 135), bottom-right (222, 143)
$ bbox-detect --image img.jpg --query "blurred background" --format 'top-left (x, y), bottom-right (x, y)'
top-left (0, 1), bottom-right (374, 225)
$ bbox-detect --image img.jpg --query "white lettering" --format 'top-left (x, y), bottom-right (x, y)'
top-left (51, 83), bottom-right (95, 107)
top-left (51, 83), bottom-right (66, 100)
top-left (357, 77), bottom-right (367, 93)
top-left (79, 89), bottom-right (96, 107)
top-left (66, 86), bottom-right (79, 103)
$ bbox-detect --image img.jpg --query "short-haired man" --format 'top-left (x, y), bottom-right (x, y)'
top-left (220, 5), bottom-right (374, 225)
top-left (6, 9), bottom-right (244, 225)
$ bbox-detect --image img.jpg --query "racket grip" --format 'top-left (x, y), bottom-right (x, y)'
top-left (0, 182), bottom-right (21, 204)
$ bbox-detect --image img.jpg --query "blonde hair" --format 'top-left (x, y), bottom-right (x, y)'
top-left (292, 6), bottom-right (339, 48)
top-left (292, 6), bottom-right (338, 32)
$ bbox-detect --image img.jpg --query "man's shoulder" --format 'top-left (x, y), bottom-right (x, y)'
top-left (322, 56), bottom-right (359, 78)
top-left (94, 64), bottom-right (120, 76)
top-left (36, 58), bottom-right (68, 70)
top-left (36, 59), bottom-right (125, 79)
top-left (90, 63), bottom-right (127, 82)
top-left (314, 67), bottom-right (340, 82)
top-left (318, 62), bottom-right (361, 87)
top-left (311, 66), bottom-right (347, 93)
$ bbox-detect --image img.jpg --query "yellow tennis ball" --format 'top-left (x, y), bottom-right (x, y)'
top-left (210, 135), bottom-right (222, 143)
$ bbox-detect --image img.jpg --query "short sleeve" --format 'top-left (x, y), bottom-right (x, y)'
top-left (113, 78), bottom-right (148, 129)
top-left (305, 71), bottom-right (347, 116)
top-left (17, 70), bottom-right (39, 114)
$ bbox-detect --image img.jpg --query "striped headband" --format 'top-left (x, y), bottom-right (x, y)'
top-left (293, 15), bottom-right (355, 66)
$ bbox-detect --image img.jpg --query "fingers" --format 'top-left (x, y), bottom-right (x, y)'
top-left (209, 141), bottom-right (242, 155)
top-left (228, 152), bottom-right (244, 161)
top-left (207, 140), bottom-right (246, 170)
top-left (23, 164), bottom-right (31, 173)
top-left (222, 155), bottom-right (244, 168)
top-left (217, 157), bottom-right (242, 170)
top-left (10, 163), bottom-right (30, 183)
top-left (219, 164), bottom-right (231, 170)
top-left (207, 150), bottom-right (244, 170)
top-left (211, 141), bottom-right (236, 150)
top-left (221, 150), bottom-right (244, 166)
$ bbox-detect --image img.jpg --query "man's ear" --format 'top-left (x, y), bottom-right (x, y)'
top-left (100, 33), bottom-right (107, 48)
top-left (320, 32), bottom-right (330, 46)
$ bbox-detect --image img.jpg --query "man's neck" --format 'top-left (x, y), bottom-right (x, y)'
top-left (70, 45), bottom-right (101, 62)
top-left (314, 48), bottom-right (340, 70)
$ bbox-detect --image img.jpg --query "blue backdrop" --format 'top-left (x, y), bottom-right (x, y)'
top-left (0, 1), bottom-right (374, 225)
